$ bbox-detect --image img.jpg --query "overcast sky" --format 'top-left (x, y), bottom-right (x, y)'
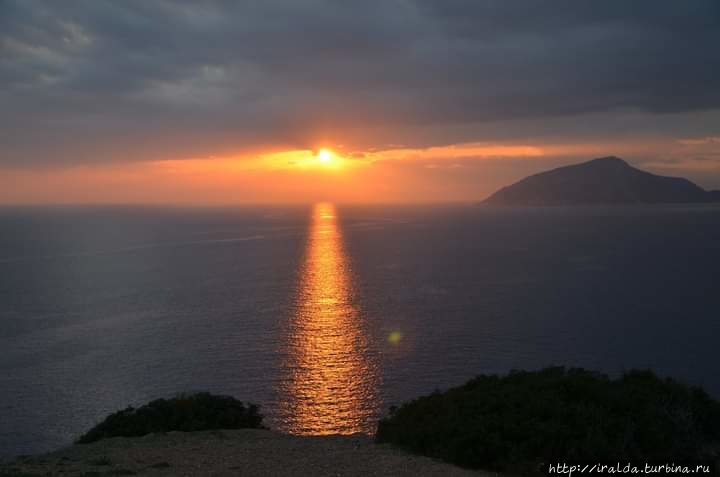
top-left (1, 0), bottom-right (719, 202)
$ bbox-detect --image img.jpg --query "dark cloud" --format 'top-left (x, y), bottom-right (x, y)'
top-left (1, 0), bottom-right (719, 165)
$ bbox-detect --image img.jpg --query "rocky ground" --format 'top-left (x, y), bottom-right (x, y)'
top-left (0, 429), bottom-right (491, 476)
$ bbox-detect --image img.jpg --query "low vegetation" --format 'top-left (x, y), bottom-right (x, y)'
top-left (77, 392), bottom-right (263, 444)
top-left (376, 367), bottom-right (720, 474)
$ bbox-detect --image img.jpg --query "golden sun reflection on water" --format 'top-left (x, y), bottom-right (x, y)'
top-left (277, 202), bottom-right (379, 435)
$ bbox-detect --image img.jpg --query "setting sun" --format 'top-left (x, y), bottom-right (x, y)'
top-left (317, 149), bottom-right (334, 165)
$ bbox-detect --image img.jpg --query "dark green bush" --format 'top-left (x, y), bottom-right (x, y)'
top-left (77, 392), bottom-right (263, 443)
top-left (376, 367), bottom-right (720, 474)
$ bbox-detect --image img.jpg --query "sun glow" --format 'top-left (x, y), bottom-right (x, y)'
top-left (241, 148), bottom-right (348, 172)
top-left (317, 148), bottom-right (334, 165)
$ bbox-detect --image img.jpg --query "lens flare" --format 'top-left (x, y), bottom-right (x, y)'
top-left (387, 331), bottom-right (403, 345)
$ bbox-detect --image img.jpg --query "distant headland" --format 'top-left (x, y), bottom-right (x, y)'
top-left (483, 156), bottom-right (720, 206)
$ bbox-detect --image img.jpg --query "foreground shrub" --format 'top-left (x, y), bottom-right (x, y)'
top-left (77, 392), bottom-right (263, 443)
top-left (376, 367), bottom-right (720, 474)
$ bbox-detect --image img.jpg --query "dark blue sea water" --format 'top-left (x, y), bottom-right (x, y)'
top-left (1, 204), bottom-right (719, 457)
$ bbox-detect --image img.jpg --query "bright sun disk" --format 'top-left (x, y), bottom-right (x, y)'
top-left (317, 149), bottom-right (334, 164)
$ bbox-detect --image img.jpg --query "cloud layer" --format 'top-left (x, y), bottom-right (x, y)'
top-left (2, 0), bottom-right (719, 168)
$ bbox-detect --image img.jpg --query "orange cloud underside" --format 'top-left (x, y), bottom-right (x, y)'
top-left (0, 143), bottom-right (538, 204)
top-left (1, 138), bottom-right (718, 204)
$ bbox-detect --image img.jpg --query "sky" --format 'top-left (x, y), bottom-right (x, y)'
top-left (1, 0), bottom-right (720, 204)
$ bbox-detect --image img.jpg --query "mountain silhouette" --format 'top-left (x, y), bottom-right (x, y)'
top-left (483, 156), bottom-right (719, 205)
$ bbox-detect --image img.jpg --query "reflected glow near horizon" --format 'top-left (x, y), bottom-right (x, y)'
top-left (277, 202), bottom-right (379, 435)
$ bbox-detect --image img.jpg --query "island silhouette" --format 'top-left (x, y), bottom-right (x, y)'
top-left (484, 156), bottom-right (720, 206)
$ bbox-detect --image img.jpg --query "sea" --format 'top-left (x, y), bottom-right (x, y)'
top-left (1, 203), bottom-right (719, 457)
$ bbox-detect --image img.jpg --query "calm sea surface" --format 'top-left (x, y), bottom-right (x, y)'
top-left (1, 204), bottom-right (719, 457)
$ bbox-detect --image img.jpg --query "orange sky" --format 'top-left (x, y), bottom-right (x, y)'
top-left (1, 137), bottom-right (719, 205)
top-left (3, 2), bottom-right (720, 204)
